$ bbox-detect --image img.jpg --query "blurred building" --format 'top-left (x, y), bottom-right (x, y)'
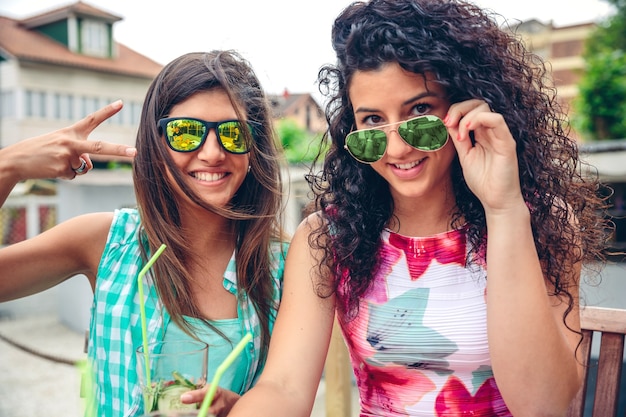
top-left (513, 19), bottom-right (596, 140)
top-left (514, 20), bottom-right (626, 251)
top-left (268, 89), bottom-right (326, 134)
top-left (0, 1), bottom-right (161, 329)
top-left (0, 0), bottom-right (161, 272)
top-left (267, 90), bottom-right (326, 231)
top-left (0, 1), bottom-right (162, 152)
top-left (0, 0), bottom-right (164, 246)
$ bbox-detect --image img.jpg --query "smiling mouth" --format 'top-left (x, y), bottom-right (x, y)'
top-left (193, 172), bottom-right (227, 182)
top-left (393, 158), bottom-right (426, 170)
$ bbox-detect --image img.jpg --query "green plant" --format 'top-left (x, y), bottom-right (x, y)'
top-left (275, 119), bottom-right (325, 164)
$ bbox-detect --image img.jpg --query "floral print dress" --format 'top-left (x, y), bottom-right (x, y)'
top-left (337, 227), bottom-right (512, 416)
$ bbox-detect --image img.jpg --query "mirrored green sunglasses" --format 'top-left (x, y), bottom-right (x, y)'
top-left (344, 114), bottom-right (449, 164)
top-left (158, 117), bottom-right (259, 154)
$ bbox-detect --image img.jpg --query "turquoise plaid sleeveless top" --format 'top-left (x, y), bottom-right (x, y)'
top-left (87, 208), bottom-right (287, 417)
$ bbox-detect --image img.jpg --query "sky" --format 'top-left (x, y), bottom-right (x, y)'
top-left (0, 0), bottom-right (615, 96)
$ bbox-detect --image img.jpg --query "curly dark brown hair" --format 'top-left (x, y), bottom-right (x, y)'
top-left (308, 0), bottom-right (610, 322)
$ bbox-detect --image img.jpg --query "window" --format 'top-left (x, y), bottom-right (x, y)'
top-left (130, 101), bottom-right (142, 125)
top-left (53, 93), bottom-right (74, 120)
top-left (80, 96), bottom-right (99, 118)
top-left (25, 90), bottom-right (47, 118)
top-left (551, 39), bottom-right (584, 59)
top-left (116, 104), bottom-right (125, 125)
top-left (0, 204), bottom-right (57, 245)
top-left (81, 20), bottom-right (109, 57)
top-left (0, 91), bottom-right (15, 118)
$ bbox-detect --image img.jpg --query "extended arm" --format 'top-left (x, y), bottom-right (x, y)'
top-left (447, 99), bottom-right (583, 417)
top-left (0, 212), bottom-right (114, 301)
top-left (228, 215), bottom-right (337, 417)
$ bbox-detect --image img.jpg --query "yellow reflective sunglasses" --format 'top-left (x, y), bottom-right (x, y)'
top-left (158, 117), bottom-right (259, 153)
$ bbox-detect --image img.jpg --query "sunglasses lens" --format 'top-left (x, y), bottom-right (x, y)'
top-left (165, 119), bottom-right (206, 151)
top-left (217, 121), bottom-right (249, 154)
top-left (345, 115), bottom-right (449, 163)
top-left (398, 115), bottom-right (449, 151)
top-left (345, 128), bottom-right (388, 163)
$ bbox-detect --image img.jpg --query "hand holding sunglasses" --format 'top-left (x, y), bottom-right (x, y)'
top-left (158, 117), bottom-right (259, 153)
top-left (344, 114), bottom-right (449, 163)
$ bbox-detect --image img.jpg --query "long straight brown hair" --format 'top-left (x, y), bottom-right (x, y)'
top-left (133, 50), bottom-right (287, 362)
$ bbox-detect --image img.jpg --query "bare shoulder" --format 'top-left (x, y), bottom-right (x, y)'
top-left (289, 210), bottom-right (329, 257)
top-left (51, 212), bottom-right (115, 239)
top-left (287, 210), bottom-right (332, 287)
top-left (60, 212), bottom-right (116, 280)
top-left (294, 210), bottom-right (326, 237)
top-left (69, 211), bottom-right (115, 230)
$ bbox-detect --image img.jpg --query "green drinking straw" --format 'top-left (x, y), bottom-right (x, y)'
top-left (76, 359), bottom-right (96, 417)
top-left (197, 332), bottom-right (253, 417)
top-left (137, 243), bottom-right (167, 388)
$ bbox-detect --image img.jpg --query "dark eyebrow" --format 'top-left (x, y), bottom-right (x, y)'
top-left (353, 91), bottom-right (442, 114)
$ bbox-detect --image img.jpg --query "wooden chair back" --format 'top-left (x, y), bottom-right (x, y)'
top-left (324, 317), bottom-right (354, 417)
top-left (567, 306), bottom-right (626, 417)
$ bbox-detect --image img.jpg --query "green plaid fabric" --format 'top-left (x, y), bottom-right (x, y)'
top-left (87, 208), bottom-right (287, 417)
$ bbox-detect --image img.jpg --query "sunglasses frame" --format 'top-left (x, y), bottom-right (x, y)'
top-left (158, 117), bottom-right (259, 154)
top-left (344, 114), bottom-right (449, 164)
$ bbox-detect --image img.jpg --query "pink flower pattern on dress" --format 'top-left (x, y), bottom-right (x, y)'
top-left (435, 376), bottom-right (509, 416)
top-left (358, 361), bottom-right (438, 415)
top-left (367, 239), bottom-right (402, 303)
top-left (387, 230), bottom-right (467, 281)
top-left (342, 303), bottom-right (436, 415)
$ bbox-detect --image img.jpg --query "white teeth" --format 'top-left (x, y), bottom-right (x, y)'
top-left (394, 160), bottom-right (421, 170)
top-left (194, 172), bottom-right (226, 182)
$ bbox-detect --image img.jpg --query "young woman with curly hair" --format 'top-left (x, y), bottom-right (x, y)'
top-left (222, 1), bottom-right (610, 416)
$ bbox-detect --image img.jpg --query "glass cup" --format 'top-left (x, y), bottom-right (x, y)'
top-left (136, 340), bottom-right (208, 414)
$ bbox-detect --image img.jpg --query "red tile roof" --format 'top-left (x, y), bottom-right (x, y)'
top-left (269, 92), bottom-right (322, 118)
top-left (0, 3), bottom-right (162, 79)
top-left (20, 1), bottom-right (123, 27)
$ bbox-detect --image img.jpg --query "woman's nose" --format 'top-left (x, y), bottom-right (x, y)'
top-left (384, 129), bottom-right (412, 158)
top-left (197, 129), bottom-right (226, 162)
